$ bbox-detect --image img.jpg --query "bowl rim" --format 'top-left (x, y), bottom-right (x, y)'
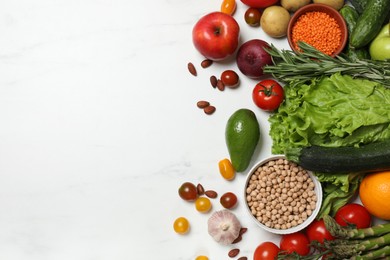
top-left (243, 155), bottom-right (323, 235)
top-left (287, 3), bottom-right (348, 57)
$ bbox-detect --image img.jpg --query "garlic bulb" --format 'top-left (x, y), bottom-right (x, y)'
top-left (208, 209), bottom-right (241, 245)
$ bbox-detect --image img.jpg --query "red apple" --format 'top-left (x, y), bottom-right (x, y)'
top-left (192, 12), bottom-right (240, 61)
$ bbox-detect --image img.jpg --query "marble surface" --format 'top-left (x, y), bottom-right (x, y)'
top-left (0, 1), bottom-right (315, 259)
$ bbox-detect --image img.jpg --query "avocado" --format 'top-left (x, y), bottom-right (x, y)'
top-left (225, 109), bottom-right (260, 172)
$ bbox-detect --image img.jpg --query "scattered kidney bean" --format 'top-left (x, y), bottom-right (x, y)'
top-left (210, 75), bottom-right (218, 88)
top-left (217, 79), bottom-right (225, 91)
top-left (201, 59), bottom-right (213, 68)
top-left (197, 101), bottom-right (210, 109)
top-left (187, 62), bottom-right (197, 76)
top-left (197, 183), bottom-right (205, 195)
top-left (204, 105), bottom-right (216, 115)
top-left (228, 248), bottom-right (240, 258)
top-left (205, 190), bottom-right (218, 198)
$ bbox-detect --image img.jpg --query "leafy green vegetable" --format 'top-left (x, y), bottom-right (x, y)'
top-left (315, 172), bottom-right (363, 219)
top-left (269, 73), bottom-right (390, 155)
top-left (269, 73), bottom-right (390, 218)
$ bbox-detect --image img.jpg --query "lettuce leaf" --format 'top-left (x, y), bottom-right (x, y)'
top-left (315, 172), bottom-right (363, 219)
top-left (269, 73), bottom-right (390, 154)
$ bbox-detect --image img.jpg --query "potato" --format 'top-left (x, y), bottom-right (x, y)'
top-left (260, 6), bottom-right (291, 38)
top-left (312, 0), bottom-right (345, 10)
top-left (281, 0), bottom-right (311, 12)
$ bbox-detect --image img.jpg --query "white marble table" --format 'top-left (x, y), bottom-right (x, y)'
top-left (0, 1), bottom-right (348, 259)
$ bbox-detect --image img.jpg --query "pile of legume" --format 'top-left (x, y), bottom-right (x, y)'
top-left (245, 158), bottom-right (317, 230)
top-left (291, 11), bottom-right (341, 56)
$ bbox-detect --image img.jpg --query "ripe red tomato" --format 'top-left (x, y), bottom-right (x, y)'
top-left (280, 232), bottom-right (310, 256)
top-left (253, 241), bottom-right (280, 260)
top-left (252, 79), bottom-right (284, 111)
top-left (178, 182), bottom-right (198, 201)
top-left (220, 192), bottom-right (238, 209)
top-left (245, 7), bottom-right (262, 27)
top-left (220, 70), bottom-right (239, 87)
top-left (240, 0), bottom-right (278, 8)
top-left (334, 203), bottom-right (372, 229)
top-left (306, 219), bottom-right (335, 244)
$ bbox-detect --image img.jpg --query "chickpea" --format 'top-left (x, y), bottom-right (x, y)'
top-left (246, 158), bottom-right (317, 230)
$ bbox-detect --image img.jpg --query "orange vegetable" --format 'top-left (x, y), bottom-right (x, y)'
top-left (221, 0), bottom-right (236, 15)
top-left (292, 11), bottom-right (341, 56)
top-left (218, 158), bottom-right (235, 180)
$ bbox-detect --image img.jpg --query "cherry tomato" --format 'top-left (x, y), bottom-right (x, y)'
top-left (240, 0), bottom-right (278, 8)
top-left (335, 203), bottom-right (372, 229)
top-left (221, 0), bottom-right (237, 15)
top-left (195, 256), bottom-right (209, 260)
top-left (306, 219), bottom-right (335, 244)
top-left (220, 192), bottom-right (238, 209)
top-left (252, 79), bottom-right (284, 111)
top-left (195, 197), bottom-right (212, 213)
top-left (178, 182), bottom-right (198, 201)
top-left (253, 241), bottom-right (280, 260)
top-left (220, 70), bottom-right (239, 87)
top-left (280, 232), bottom-right (310, 256)
top-left (245, 8), bottom-right (262, 27)
top-left (218, 158), bottom-right (235, 180)
top-left (173, 217), bottom-right (190, 234)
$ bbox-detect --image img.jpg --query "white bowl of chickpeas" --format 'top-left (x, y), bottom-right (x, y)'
top-left (244, 155), bottom-right (322, 234)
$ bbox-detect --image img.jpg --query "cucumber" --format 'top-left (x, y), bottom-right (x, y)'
top-left (348, 0), bottom-right (366, 14)
top-left (350, 0), bottom-right (390, 49)
top-left (340, 5), bottom-right (370, 60)
top-left (349, 0), bottom-right (390, 24)
top-left (346, 48), bottom-right (370, 60)
top-left (285, 139), bottom-right (390, 173)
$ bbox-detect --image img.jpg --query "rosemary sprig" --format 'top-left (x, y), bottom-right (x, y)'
top-left (263, 42), bottom-right (390, 88)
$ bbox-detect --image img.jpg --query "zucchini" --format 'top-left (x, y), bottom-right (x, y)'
top-left (350, 0), bottom-right (390, 49)
top-left (340, 5), bottom-right (370, 60)
top-left (285, 140), bottom-right (390, 173)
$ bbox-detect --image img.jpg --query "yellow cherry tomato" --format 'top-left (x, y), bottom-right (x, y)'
top-left (195, 197), bottom-right (212, 213)
top-left (218, 158), bottom-right (236, 180)
top-left (173, 217), bottom-right (190, 234)
top-left (195, 256), bottom-right (209, 260)
top-left (221, 0), bottom-right (237, 15)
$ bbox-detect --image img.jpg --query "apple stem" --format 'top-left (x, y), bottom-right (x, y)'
top-left (213, 27), bottom-right (220, 36)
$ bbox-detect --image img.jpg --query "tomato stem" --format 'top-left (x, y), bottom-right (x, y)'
top-left (258, 84), bottom-right (278, 96)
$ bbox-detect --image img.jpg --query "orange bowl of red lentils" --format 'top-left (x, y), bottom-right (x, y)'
top-left (287, 3), bottom-right (348, 57)
top-left (244, 155), bottom-right (323, 235)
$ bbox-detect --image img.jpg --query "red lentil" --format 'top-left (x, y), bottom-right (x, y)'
top-left (292, 11), bottom-right (341, 56)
